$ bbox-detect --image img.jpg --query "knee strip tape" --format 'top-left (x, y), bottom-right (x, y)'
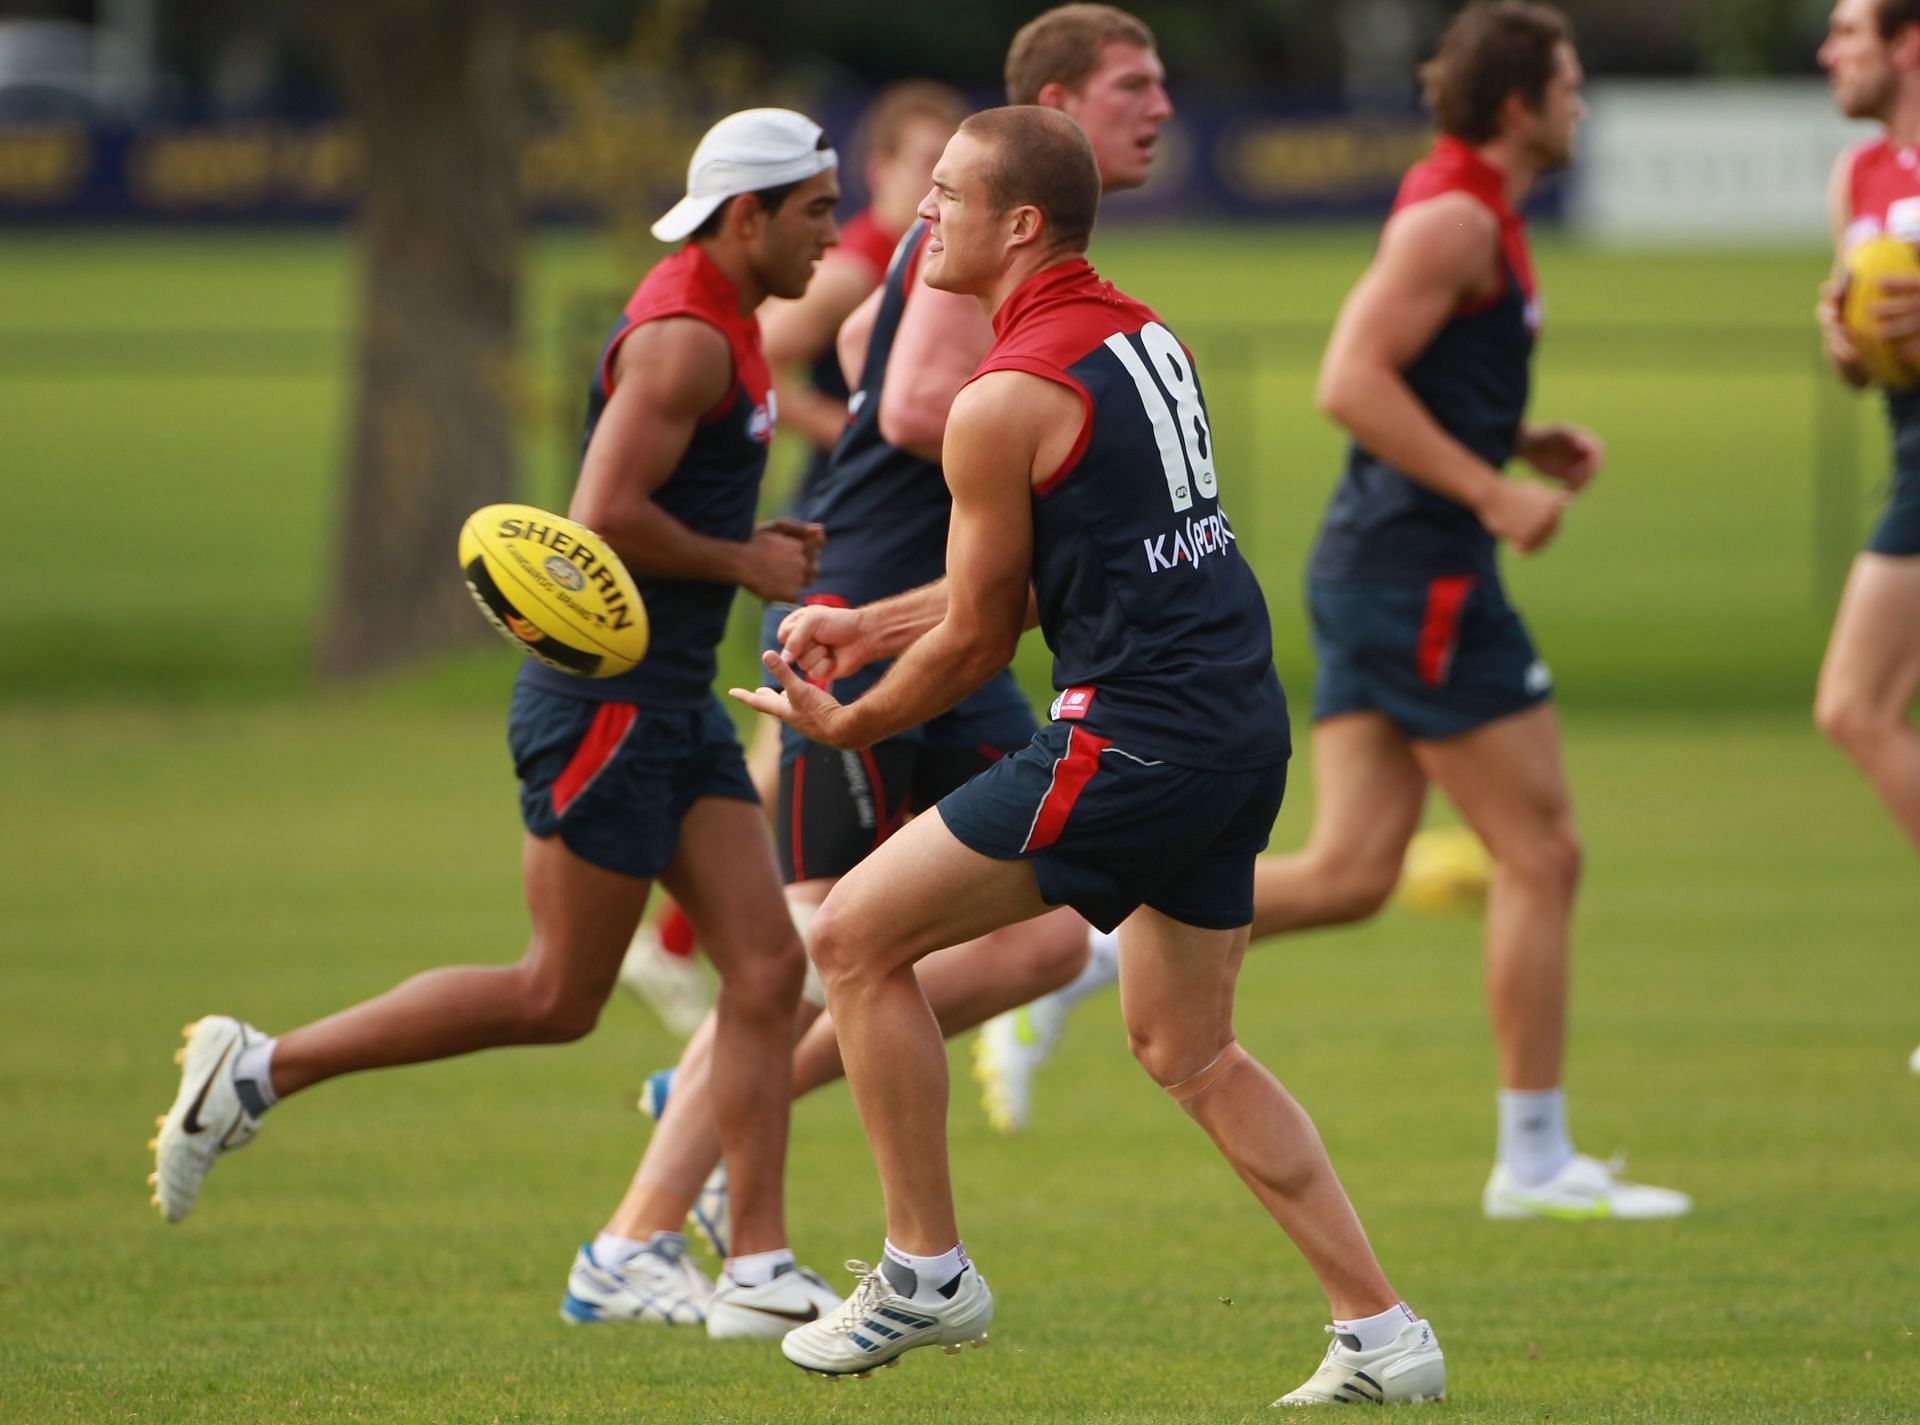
top-left (1164, 1040), bottom-right (1248, 1104)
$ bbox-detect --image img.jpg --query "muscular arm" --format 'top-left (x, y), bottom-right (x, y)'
top-left (1317, 193), bottom-right (1567, 553)
top-left (761, 255), bottom-right (881, 450)
top-left (571, 317), bottom-right (815, 601)
top-left (1820, 149), bottom-right (1870, 388)
top-left (875, 281), bottom-right (996, 463)
top-left (738, 371), bottom-right (1063, 747)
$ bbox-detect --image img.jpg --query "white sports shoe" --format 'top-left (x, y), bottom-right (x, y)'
top-left (1483, 1153), bottom-right (1692, 1220)
top-left (1274, 1320), bottom-right (1446, 1406)
top-left (782, 1260), bottom-right (993, 1378)
top-left (707, 1263), bottom-right (843, 1340)
top-left (617, 923), bottom-right (712, 1039)
top-left (560, 1238), bottom-right (713, 1325)
top-left (971, 996), bottom-right (1066, 1134)
top-left (689, 1164), bottom-right (729, 1259)
top-left (150, 1015), bottom-right (266, 1223)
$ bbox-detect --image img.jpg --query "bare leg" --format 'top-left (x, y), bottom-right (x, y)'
top-left (806, 810), bottom-right (1054, 1255)
top-left (1415, 704), bottom-right (1580, 1092)
top-left (1249, 714), bottom-right (1428, 942)
top-left (1117, 905), bottom-right (1398, 1320)
top-left (1815, 552), bottom-right (1920, 853)
top-left (793, 907), bottom-right (1086, 1093)
top-left (270, 834), bottom-right (649, 1098)
top-left (657, 796), bottom-right (806, 1258)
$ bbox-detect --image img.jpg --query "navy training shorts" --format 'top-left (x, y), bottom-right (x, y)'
top-left (1868, 454), bottom-right (1920, 557)
top-left (1309, 574), bottom-right (1551, 741)
top-left (509, 683), bottom-right (757, 880)
top-left (935, 721), bottom-right (1289, 933)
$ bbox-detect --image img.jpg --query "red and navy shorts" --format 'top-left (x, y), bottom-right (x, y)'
top-left (934, 722), bottom-right (1288, 933)
top-left (508, 683), bottom-right (758, 880)
top-left (1308, 574), bottom-right (1550, 741)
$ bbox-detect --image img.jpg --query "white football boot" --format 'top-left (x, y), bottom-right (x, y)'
top-left (971, 996), bottom-right (1067, 1134)
top-left (1483, 1153), bottom-right (1692, 1220)
top-left (782, 1260), bottom-right (993, 1378)
top-left (688, 1164), bottom-right (730, 1259)
top-left (707, 1262), bottom-right (844, 1340)
top-left (150, 1015), bottom-right (267, 1223)
top-left (616, 923), bottom-right (711, 1039)
top-left (1274, 1320), bottom-right (1447, 1406)
top-left (559, 1237), bottom-right (713, 1325)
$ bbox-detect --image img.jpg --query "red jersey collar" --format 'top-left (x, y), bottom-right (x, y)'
top-left (1429, 136), bottom-right (1514, 220)
top-left (992, 257), bottom-right (1113, 339)
top-left (679, 242), bottom-right (755, 326)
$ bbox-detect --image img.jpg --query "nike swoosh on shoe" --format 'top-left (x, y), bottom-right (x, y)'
top-left (180, 1040), bottom-right (238, 1136)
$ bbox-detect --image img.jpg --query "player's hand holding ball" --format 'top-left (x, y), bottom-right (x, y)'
top-left (1841, 234), bottom-right (1920, 389)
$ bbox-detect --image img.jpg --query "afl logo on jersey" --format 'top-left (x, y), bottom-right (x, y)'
top-left (748, 401), bottom-right (775, 445)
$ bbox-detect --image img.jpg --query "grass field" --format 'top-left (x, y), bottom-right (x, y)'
top-left (2, 228), bottom-right (1917, 1422)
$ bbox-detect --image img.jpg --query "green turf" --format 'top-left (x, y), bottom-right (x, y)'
top-left (0, 227), bottom-right (1890, 707)
top-left (1, 699), bottom-right (1915, 1422)
top-left (3, 229), bottom-right (1916, 1420)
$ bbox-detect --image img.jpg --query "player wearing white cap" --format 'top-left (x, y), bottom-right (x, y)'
top-left (151, 108), bottom-right (845, 1337)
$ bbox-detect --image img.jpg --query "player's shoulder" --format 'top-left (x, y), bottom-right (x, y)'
top-left (610, 314), bottom-right (733, 406)
top-left (987, 260), bottom-right (1159, 373)
top-left (626, 245), bottom-right (743, 334)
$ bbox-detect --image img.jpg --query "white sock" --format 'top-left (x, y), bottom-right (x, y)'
top-left (1050, 926), bottom-right (1122, 1012)
top-left (231, 1037), bottom-right (280, 1114)
top-left (724, 1247), bottom-right (794, 1287)
top-left (879, 1239), bottom-right (971, 1303)
top-left (591, 1232), bottom-right (648, 1265)
top-left (1334, 1301), bottom-right (1419, 1352)
top-left (1498, 1087), bottom-right (1574, 1188)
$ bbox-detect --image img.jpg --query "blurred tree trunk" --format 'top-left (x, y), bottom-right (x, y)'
top-left (302, 0), bottom-right (525, 679)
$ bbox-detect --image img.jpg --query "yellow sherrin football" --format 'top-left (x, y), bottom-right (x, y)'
top-left (1843, 234), bottom-right (1920, 390)
top-left (458, 503), bottom-right (648, 677)
top-left (1395, 825), bottom-right (1491, 917)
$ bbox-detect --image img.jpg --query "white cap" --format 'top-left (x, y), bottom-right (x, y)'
top-left (652, 108), bottom-right (838, 243)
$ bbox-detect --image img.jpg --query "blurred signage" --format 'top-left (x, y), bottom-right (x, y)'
top-left (1571, 80), bottom-right (1877, 244)
top-left (0, 105), bottom-right (1555, 226)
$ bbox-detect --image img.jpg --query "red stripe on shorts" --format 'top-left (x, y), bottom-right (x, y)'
top-left (1416, 575), bottom-right (1475, 687)
top-left (552, 702), bottom-right (638, 818)
top-left (789, 754), bottom-right (808, 883)
top-left (1022, 726), bottom-right (1111, 853)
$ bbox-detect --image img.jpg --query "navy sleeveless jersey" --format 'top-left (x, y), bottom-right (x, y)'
top-left (973, 260), bottom-right (1289, 771)
top-left (791, 209), bottom-right (900, 512)
top-left (1310, 137), bottom-right (1539, 582)
top-left (520, 244), bottom-right (774, 706)
top-left (801, 222), bottom-right (957, 605)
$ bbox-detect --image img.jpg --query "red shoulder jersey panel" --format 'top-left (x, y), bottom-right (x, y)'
top-left (971, 258), bottom-right (1161, 489)
top-left (1845, 138), bottom-right (1920, 248)
top-left (1395, 136), bottom-right (1538, 326)
top-left (603, 244), bottom-right (773, 432)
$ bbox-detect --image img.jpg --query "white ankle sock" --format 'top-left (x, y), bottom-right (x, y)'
top-left (1498, 1087), bottom-right (1573, 1188)
top-left (1334, 1302), bottom-right (1419, 1353)
top-left (880, 1240), bottom-right (970, 1303)
top-left (1051, 927), bottom-right (1121, 1012)
top-left (724, 1247), bottom-right (794, 1287)
top-left (591, 1232), bottom-right (647, 1265)
top-left (231, 1038), bottom-right (280, 1113)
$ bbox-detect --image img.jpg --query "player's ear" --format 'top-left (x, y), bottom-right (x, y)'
top-left (1034, 80), bottom-right (1072, 111)
top-left (724, 192), bottom-right (763, 242)
top-left (1007, 202), bottom-right (1043, 249)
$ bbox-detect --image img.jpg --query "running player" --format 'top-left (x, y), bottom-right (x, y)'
top-left (577, 4), bottom-right (1176, 1287)
top-left (1813, 0), bottom-right (1920, 1076)
top-left (151, 109), bottom-right (844, 1336)
top-left (619, 80), bottom-right (969, 1041)
top-left (745, 106), bottom-right (1446, 1407)
top-left (1008, 3), bottom-right (1694, 1218)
